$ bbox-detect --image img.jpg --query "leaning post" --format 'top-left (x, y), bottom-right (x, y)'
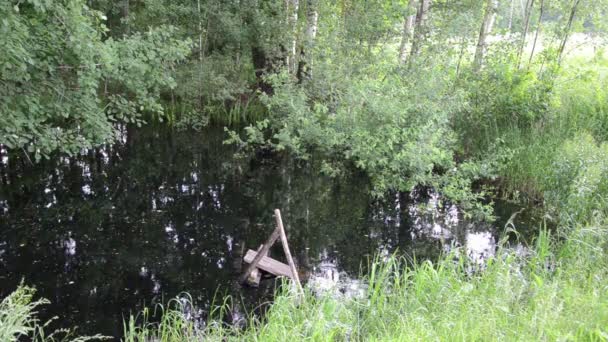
top-left (274, 209), bottom-right (303, 294)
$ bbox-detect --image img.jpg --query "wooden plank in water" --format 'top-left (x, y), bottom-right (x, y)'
top-left (244, 249), bottom-right (293, 278)
top-left (246, 245), bottom-right (267, 287)
top-left (239, 228), bottom-right (280, 283)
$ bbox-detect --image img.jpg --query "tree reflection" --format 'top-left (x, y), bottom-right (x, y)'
top-left (0, 126), bottom-right (539, 337)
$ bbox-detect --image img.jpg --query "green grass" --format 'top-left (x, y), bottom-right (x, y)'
top-left (0, 285), bottom-right (47, 341)
top-left (0, 285), bottom-right (107, 341)
top-left (3, 220), bottom-right (608, 341)
top-left (117, 222), bottom-right (608, 341)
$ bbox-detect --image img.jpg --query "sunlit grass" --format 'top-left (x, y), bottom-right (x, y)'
top-left (116, 222), bottom-right (608, 341)
top-left (0, 285), bottom-right (108, 341)
top-left (3, 220), bottom-right (607, 341)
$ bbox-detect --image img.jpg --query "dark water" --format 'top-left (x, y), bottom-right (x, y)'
top-left (0, 126), bottom-right (541, 337)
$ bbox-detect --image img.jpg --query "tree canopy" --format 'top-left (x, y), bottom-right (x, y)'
top-left (2, 0), bottom-right (608, 215)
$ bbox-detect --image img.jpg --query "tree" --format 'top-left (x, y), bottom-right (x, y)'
top-left (528, 0), bottom-right (545, 66)
top-left (398, 0), bottom-right (418, 64)
top-left (517, 0), bottom-right (535, 68)
top-left (557, 0), bottom-right (582, 65)
top-left (0, 0), bottom-right (190, 159)
top-left (297, 0), bottom-right (319, 81)
top-left (287, 0), bottom-right (300, 75)
top-left (409, 0), bottom-right (431, 65)
top-left (473, 0), bottom-right (498, 72)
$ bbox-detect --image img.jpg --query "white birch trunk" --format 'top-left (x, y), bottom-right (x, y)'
top-left (305, 1), bottom-right (318, 42)
top-left (409, 0), bottom-right (430, 62)
top-left (398, 0), bottom-right (417, 64)
top-left (508, 0), bottom-right (514, 32)
top-left (288, 0), bottom-right (299, 75)
top-left (302, 0), bottom-right (318, 78)
top-left (197, 0), bottom-right (203, 107)
top-left (517, 0), bottom-right (534, 68)
top-left (473, 0), bottom-right (498, 72)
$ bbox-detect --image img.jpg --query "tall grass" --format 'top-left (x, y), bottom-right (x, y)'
top-left (3, 221), bottom-right (607, 341)
top-left (0, 285), bottom-right (47, 341)
top-left (0, 285), bottom-right (107, 341)
top-left (458, 52), bottom-right (608, 211)
top-left (115, 220), bottom-right (608, 341)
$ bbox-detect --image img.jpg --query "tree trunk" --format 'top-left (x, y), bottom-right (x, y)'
top-left (123, 0), bottom-right (130, 35)
top-left (287, 0), bottom-right (299, 75)
top-left (508, 0), bottom-right (515, 32)
top-left (0, 146), bottom-right (7, 186)
top-left (517, 0), bottom-right (534, 68)
top-left (557, 0), bottom-right (581, 65)
top-left (297, 0), bottom-right (318, 81)
top-left (409, 0), bottom-right (431, 65)
top-left (528, 0), bottom-right (544, 66)
top-left (197, 0), bottom-right (203, 109)
top-left (398, 0), bottom-right (417, 64)
top-left (305, 1), bottom-right (318, 45)
top-left (473, 0), bottom-right (498, 72)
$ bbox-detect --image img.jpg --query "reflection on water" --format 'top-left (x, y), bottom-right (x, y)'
top-left (0, 126), bottom-right (541, 337)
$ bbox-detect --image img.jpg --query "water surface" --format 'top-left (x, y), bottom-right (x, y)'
top-left (0, 126), bottom-right (541, 337)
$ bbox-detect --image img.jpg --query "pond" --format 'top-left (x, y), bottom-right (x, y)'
top-left (0, 126), bottom-right (542, 338)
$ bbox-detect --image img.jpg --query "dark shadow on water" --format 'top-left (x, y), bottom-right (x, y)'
top-left (0, 126), bottom-right (544, 337)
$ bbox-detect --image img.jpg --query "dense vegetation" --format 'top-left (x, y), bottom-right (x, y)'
top-left (2, 0), bottom-right (608, 340)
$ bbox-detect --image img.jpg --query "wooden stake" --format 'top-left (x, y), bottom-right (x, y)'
top-left (274, 209), bottom-right (303, 293)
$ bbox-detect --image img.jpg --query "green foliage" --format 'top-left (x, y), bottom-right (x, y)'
top-left (0, 285), bottom-right (108, 341)
top-left (543, 133), bottom-right (608, 223)
top-left (228, 70), bottom-right (498, 217)
top-left (104, 26), bottom-right (191, 124)
top-left (554, 54), bottom-right (608, 141)
top-left (220, 0), bottom-right (608, 217)
top-left (0, 0), bottom-right (189, 159)
top-left (0, 285), bottom-right (46, 341)
top-left (459, 51), bottom-right (608, 216)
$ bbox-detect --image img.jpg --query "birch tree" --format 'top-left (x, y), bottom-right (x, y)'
top-left (473, 0), bottom-right (498, 72)
top-left (409, 0), bottom-right (431, 65)
top-left (398, 0), bottom-right (417, 64)
top-left (508, 0), bottom-right (515, 32)
top-left (557, 0), bottom-right (582, 65)
top-left (287, 0), bottom-right (300, 75)
top-left (298, 0), bottom-right (318, 80)
top-left (517, 0), bottom-right (535, 68)
top-left (528, 0), bottom-right (545, 66)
